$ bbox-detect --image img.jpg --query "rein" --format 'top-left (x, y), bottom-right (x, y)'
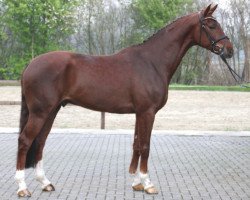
top-left (199, 13), bottom-right (250, 88)
top-left (220, 55), bottom-right (250, 88)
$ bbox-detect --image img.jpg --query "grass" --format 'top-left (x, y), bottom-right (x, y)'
top-left (169, 84), bottom-right (250, 92)
top-left (0, 80), bottom-right (249, 92)
top-left (0, 80), bottom-right (20, 86)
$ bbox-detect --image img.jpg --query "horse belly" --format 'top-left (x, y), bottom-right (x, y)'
top-left (67, 78), bottom-right (134, 114)
top-left (72, 90), bottom-right (134, 113)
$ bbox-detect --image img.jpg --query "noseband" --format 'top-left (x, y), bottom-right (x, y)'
top-left (199, 14), bottom-right (229, 54)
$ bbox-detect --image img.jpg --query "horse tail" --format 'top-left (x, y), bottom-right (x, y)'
top-left (19, 89), bottom-right (37, 168)
top-left (19, 68), bottom-right (29, 133)
top-left (19, 93), bottom-right (29, 134)
top-left (25, 140), bottom-right (38, 168)
top-left (19, 91), bottom-right (37, 168)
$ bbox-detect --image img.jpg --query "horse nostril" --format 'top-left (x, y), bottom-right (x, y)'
top-left (227, 48), bottom-right (234, 57)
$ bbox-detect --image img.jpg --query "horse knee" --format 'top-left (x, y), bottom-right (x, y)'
top-left (142, 144), bottom-right (149, 150)
top-left (141, 144), bottom-right (150, 154)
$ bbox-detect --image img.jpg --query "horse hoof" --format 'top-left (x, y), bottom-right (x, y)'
top-left (42, 184), bottom-right (55, 192)
top-left (17, 189), bottom-right (31, 197)
top-left (132, 183), bottom-right (144, 191)
top-left (145, 186), bottom-right (158, 194)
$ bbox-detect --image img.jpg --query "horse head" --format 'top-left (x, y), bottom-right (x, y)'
top-left (193, 4), bottom-right (234, 58)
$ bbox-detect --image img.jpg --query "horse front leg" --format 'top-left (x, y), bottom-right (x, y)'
top-left (129, 109), bottom-right (158, 194)
top-left (129, 117), bottom-right (144, 191)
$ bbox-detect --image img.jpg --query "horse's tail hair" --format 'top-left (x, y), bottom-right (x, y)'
top-left (19, 93), bottom-right (29, 134)
top-left (25, 139), bottom-right (38, 168)
top-left (19, 91), bottom-right (37, 168)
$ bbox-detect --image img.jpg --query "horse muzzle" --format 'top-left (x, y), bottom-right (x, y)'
top-left (223, 47), bottom-right (234, 58)
top-left (213, 43), bottom-right (233, 59)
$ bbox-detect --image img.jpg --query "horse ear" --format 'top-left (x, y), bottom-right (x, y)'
top-left (203, 4), bottom-right (218, 17)
top-left (203, 4), bottom-right (212, 17)
top-left (208, 4), bottom-right (218, 15)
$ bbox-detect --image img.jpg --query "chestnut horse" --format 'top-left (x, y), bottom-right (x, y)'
top-left (15, 4), bottom-right (233, 197)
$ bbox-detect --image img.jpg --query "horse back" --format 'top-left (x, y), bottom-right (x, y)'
top-left (22, 51), bottom-right (136, 113)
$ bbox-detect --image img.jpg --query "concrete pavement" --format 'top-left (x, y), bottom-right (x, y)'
top-left (0, 130), bottom-right (249, 200)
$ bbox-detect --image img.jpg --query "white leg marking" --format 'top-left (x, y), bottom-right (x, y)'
top-left (35, 160), bottom-right (51, 189)
top-left (15, 170), bottom-right (27, 193)
top-left (131, 173), bottom-right (141, 187)
top-left (139, 172), bottom-right (154, 190)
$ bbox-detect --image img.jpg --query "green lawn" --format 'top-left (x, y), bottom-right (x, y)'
top-left (0, 80), bottom-right (20, 86)
top-left (0, 81), bottom-right (249, 92)
top-left (169, 84), bottom-right (250, 92)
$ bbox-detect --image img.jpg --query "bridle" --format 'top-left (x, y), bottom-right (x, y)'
top-left (198, 13), bottom-right (250, 87)
top-left (199, 13), bottom-right (229, 55)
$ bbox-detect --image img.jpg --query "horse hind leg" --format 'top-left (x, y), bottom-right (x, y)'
top-left (34, 105), bottom-right (60, 192)
top-left (15, 112), bottom-right (49, 197)
top-left (15, 99), bottom-right (59, 197)
top-left (15, 95), bottom-right (31, 197)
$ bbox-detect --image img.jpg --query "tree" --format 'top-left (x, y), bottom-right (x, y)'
top-left (72, 0), bottom-right (135, 55)
top-left (229, 0), bottom-right (250, 82)
top-left (131, 0), bottom-right (192, 41)
top-left (1, 0), bottom-right (77, 79)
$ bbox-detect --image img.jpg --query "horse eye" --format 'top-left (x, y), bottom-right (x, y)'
top-left (209, 24), bottom-right (216, 29)
top-left (207, 21), bottom-right (217, 29)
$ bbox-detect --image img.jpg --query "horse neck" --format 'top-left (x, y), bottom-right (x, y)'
top-left (138, 15), bottom-right (196, 84)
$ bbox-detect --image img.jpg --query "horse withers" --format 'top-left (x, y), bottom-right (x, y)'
top-left (15, 4), bottom-right (233, 197)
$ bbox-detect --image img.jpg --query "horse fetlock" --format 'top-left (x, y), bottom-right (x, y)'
top-left (35, 159), bottom-right (51, 188)
top-left (139, 172), bottom-right (154, 190)
top-left (36, 173), bottom-right (51, 188)
top-left (140, 173), bottom-right (158, 194)
top-left (35, 171), bottom-right (45, 182)
top-left (131, 172), bottom-right (158, 194)
top-left (131, 173), bottom-right (141, 187)
top-left (15, 170), bottom-right (27, 192)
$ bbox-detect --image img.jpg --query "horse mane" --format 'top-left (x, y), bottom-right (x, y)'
top-left (137, 13), bottom-right (194, 46)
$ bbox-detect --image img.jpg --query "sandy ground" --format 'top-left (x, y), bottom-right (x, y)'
top-left (0, 86), bottom-right (249, 131)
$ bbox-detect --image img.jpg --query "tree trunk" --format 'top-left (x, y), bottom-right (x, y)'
top-left (242, 38), bottom-right (250, 81)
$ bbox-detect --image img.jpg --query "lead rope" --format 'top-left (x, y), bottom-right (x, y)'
top-left (220, 54), bottom-right (250, 88)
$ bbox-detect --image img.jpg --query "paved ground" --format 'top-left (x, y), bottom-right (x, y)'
top-left (1, 131), bottom-right (250, 200)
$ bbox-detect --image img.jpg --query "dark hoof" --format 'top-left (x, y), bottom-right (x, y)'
top-left (42, 184), bottom-right (55, 192)
top-left (17, 189), bottom-right (31, 197)
top-left (132, 183), bottom-right (144, 191)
